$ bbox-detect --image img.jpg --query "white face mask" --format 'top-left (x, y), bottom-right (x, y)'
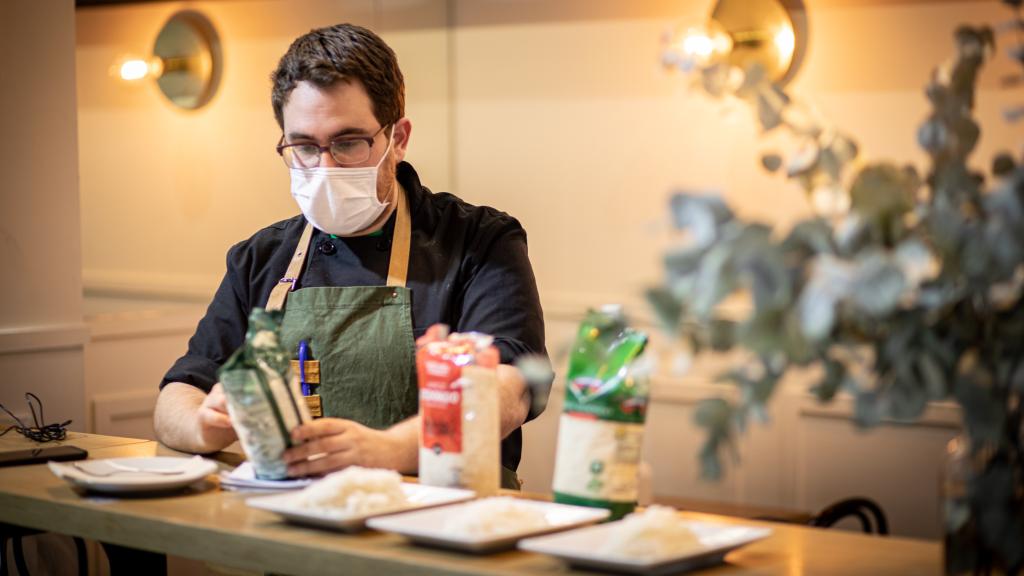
top-left (289, 126), bottom-right (394, 236)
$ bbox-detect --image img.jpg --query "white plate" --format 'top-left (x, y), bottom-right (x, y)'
top-left (518, 518), bottom-right (772, 575)
top-left (365, 499), bottom-right (611, 553)
top-left (247, 483), bottom-right (476, 532)
top-left (48, 456), bottom-right (218, 494)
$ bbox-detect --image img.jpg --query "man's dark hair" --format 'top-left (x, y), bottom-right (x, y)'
top-left (271, 23), bottom-right (405, 129)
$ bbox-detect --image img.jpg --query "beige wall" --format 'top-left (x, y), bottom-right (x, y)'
top-left (76, 0), bottom-right (1023, 307)
top-left (450, 0), bottom-right (1022, 313)
top-left (76, 0), bottom-right (451, 298)
top-left (0, 0), bottom-right (86, 429)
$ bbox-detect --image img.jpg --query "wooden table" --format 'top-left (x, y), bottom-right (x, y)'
top-left (0, 433), bottom-right (941, 575)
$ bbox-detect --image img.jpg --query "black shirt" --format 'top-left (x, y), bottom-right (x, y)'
top-left (161, 161), bottom-right (548, 471)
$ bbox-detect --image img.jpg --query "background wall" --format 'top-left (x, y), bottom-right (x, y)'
top-left (0, 0), bottom-right (86, 431)
top-left (70, 0), bottom-right (1023, 542)
top-left (76, 0), bottom-right (452, 298)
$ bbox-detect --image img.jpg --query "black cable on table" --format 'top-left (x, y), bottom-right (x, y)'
top-left (0, 393), bottom-right (70, 443)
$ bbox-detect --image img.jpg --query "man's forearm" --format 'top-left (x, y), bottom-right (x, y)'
top-left (496, 364), bottom-right (531, 438)
top-left (153, 382), bottom-right (231, 454)
top-left (383, 416), bottom-right (420, 474)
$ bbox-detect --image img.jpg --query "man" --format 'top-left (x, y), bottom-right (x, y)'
top-left (153, 23), bottom-right (547, 487)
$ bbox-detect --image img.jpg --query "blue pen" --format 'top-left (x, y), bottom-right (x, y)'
top-left (298, 340), bottom-right (310, 396)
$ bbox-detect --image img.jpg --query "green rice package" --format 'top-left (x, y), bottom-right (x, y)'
top-left (218, 308), bottom-right (311, 480)
top-left (552, 306), bottom-right (649, 520)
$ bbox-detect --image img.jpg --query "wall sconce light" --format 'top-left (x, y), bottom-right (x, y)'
top-left (113, 10), bottom-right (222, 110)
top-left (670, 0), bottom-right (807, 84)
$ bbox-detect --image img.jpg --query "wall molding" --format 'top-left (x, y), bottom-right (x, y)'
top-left (0, 323), bottom-right (89, 355)
top-left (83, 268), bottom-right (219, 303)
top-left (92, 388), bottom-right (159, 439)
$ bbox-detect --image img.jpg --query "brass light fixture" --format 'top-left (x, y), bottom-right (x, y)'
top-left (670, 0), bottom-right (807, 84)
top-left (113, 10), bottom-right (222, 110)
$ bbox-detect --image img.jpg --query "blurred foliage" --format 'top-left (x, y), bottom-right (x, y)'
top-left (659, 2), bottom-right (1024, 571)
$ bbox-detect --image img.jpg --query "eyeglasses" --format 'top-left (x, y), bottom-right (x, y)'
top-left (276, 124), bottom-right (389, 169)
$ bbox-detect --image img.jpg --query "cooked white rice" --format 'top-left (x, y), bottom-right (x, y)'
top-left (605, 505), bottom-right (700, 558)
top-left (443, 497), bottom-right (549, 536)
top-left (296, 466), bottom-right (408, 515)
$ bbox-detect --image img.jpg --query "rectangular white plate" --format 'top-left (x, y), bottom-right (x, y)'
top-left (365, 499), bottom-right (610, 553)
top-left (518, 518), bottom-right (772, 575)
top-left (246, 483), bottom-right (475, 532)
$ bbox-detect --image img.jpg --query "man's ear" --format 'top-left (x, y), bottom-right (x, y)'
top-left (392, 117), bottom-right (412, 163)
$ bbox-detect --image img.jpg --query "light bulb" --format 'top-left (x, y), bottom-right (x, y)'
top-left (119, 59), bottom-right (149, 81)
top-left (671, 22), bottom-right (733, 69)
top-left (113, 56), bottom-right (163, 82)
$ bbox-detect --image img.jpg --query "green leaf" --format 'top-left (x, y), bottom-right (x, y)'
top-left (954, 372), bottom-right (1006, 444)
top-left (1011, 361), bottom-right (1024, 394)
top-left (694, 397), bottom-right (733, 429)
top-left (812, 357), bottom-right (846, 402)
top-left (761, 153), bottom-right (783, 172)
top-left (708, 317), bottom-right (737, 351)
top-left (925, 204), bottom-right (966, 259)
top-left (782, 219), bottom-right (835, 258)
top-left (992, 152), bottom-right (1016, 176)
top-left (797, 256), bottom-right (854, 341)
top-left (918, 353), bottom-right (949, 400)
top-left (734, 63), bottom-right (766, 100)
top-left (663, 245), bottom-right (705, 278)
top-left (952, 117), bottom-right (980, 158)
top-left (669, 194), bottom-right (734, 247)
top-left (692, 243), bottom-right (736, 318)
top-left (786, 140), bottom-right (820, 178)
top-left (645, 286), bottom-right (684, 333)
top-left (918, 117), bottom-right (949, 155)
top-left (756, 84), bottom-right (789, 131)
top-left (894, 239), bottom-right (938, 286)
top-left (699, 442), bottom-right (723, 480)
top-left (849, 163), bottom-right (917, 221)
top-left (701, 64), bottom-right (732, 98)
top-left (736, 309), bottom-right (785, 357)
top-left (693, 398), bottom-right (736, 480)
top-left (884, 366), bottom-right (929, 421)
top-left (854, 390), bottom-right (882, 428)
top-left (851, 252), bottom-right (906, 317)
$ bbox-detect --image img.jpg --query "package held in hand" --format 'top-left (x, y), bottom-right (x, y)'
top-left (416, 325), bottom-right (501, 496)
top-left (218, 308), bottom-right (312, 480)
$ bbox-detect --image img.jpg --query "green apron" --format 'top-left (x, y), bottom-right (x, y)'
top-left (264, 185), bottom-right (520, 489)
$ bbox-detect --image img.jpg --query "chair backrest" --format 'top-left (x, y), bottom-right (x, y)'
top-left (809, 497), bottom-right (889, 535)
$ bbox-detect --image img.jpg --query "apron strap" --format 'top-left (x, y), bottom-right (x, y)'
top-left (266, 183), bottom-right (411, 311)
top-left (266, 223), bottom-right (314, 312)
top-left (386, 183), bottom-right (411, 287)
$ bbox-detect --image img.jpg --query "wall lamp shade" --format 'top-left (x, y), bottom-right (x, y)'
top-left (115, 10), bottom-right (222, 110)
top-left (671, 0), bottom-right (807, 84)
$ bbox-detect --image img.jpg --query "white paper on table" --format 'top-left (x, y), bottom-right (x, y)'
top-left (219, 462), bottom-right (315, 491)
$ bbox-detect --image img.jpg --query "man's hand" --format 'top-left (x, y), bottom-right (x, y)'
top-left (196, 383), bottom-right (238, 449)
top-left (154, 382), bottom-right (237, 454)
top-left (283, 417), bottom-right (417, 477)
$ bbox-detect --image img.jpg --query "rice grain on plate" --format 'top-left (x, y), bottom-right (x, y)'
top-left (443, 497), bottom-right (548, 536)
top-left (297, 466), bottom-right (408, 515)
top-left (605, 505), bottom-right (700, 558)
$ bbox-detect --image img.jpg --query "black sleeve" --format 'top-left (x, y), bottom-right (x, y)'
top-left (455, 217), bottom-right (552, 421)
top-left (159, 243), bottom-right (253, 393)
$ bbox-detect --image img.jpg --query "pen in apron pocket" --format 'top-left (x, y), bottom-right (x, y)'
top-left (298, 340), bottom-right (310, 396)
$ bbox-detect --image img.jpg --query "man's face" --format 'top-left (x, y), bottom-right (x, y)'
top-left (281, 80), bottom-right (410, 206)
